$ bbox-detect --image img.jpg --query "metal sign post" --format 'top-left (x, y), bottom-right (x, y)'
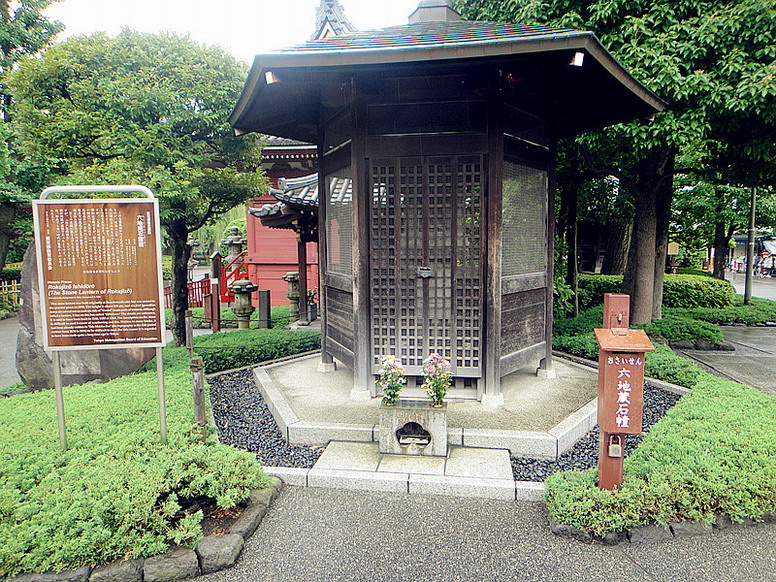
top-left (33, 186), bottom-right (168, 448)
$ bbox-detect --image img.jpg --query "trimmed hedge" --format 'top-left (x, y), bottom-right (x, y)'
top-left (577, 274), bottom-right (736, 310)
top-left (193, 328), bottom-right (320, 373)
top-left (544, 375), bottom-right (776, 534)
top-left (0, 348), bottom-right (269, 578)
top-left (166, 305), bottom-right (292, 330)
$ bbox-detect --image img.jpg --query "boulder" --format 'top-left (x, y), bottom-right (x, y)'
top-left (628, 524), bottom-right (673, 544)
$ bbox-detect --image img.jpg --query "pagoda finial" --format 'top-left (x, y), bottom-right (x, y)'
top-left (312, 0), bottom-right (356, 40)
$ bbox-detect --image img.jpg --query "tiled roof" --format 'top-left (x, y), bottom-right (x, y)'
top-left (311, 0), bottom-right (356, 40)
top-left (281, 20), bottom-right (584, 54)
top-left (248, 173), bottom-right (351, 219)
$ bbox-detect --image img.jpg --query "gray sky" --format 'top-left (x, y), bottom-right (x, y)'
top-left (46, 0), bottom-right (424, 64)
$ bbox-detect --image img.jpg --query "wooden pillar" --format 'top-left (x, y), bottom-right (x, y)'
top-left (317, 143), bottom-right (335, 369)
top-left (538, 139), bottom-right (557, 378)
top-left (482, 96), bottom-right (504, 405)
top-left (350, 92), bottom-right (373, 400)
top-left (297, 236), bottom-right (308, 323)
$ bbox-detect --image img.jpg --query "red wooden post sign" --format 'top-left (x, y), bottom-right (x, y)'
top-left (594, 293), bottom-right (654, 490)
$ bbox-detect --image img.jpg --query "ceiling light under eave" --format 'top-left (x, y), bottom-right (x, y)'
top-left (570, 52), bottom-right (584, 67)
top-left (265, 71), bottom-right (280, 85)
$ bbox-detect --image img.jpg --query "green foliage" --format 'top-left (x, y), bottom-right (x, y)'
top-left (638, 317), bottom-right (722, 344)
top-left (667, 296), bottom-right (776, 325)
top-left (0, 352), bottom-right (270, 578)
top-left (193, 328), bottom-right (321, 373)
top-left (577, 274), bottom-right (736, 310)
top-left (545, 376), bottom-right (776, 534)
top-left (0, 267), bottom-right (20, 281)
top-left (8, 29), bottom-right (268, 343)
top-left (165, 305), bottom-right (292, 330)
top-left (553, 276), bottom-right (574, 317)
top-left (644, 343), bottom-right (705, 388)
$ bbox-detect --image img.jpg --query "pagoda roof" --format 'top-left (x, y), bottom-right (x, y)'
top-left (311, 0), bottom-right (356, 40)
top-left (231, 20), bottom-right (666, 142)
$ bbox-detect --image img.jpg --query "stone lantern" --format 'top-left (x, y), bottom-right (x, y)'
top-left (228, 278), bottom-right (259, 329)
top-left (221, 226), bottom-right (246, 264)
top-left (282, 271), bottom-right (301, 321)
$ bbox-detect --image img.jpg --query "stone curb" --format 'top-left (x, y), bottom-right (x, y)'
top-left (549, 512), bottom-right (774, 546)
top-left (254, 355), bottom-right (600, 460)
top-left (10, 477), bottom-right (283, 582)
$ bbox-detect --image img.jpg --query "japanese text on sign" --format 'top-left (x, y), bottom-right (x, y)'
top-left (599, 352), bottom-right (645, 434)
top-left (33, 199), bottom-right (165, 350)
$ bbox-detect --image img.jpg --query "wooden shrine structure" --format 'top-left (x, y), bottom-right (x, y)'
top-left (230, 1), bottom-right (665, 403)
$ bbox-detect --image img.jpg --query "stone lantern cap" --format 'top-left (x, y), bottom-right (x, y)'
top-left (228, 278), bottom-right (258, 294)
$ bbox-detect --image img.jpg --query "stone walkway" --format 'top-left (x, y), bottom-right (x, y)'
top-left (199, 487), bottom-right (775, 582)
top-left (676, 326), bottom-right (776, 396)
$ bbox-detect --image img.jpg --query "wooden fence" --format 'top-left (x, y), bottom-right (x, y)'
top-left (164, 276), bottom-right (212, 309)
top-left (0, 280), bottom-right (21, 309)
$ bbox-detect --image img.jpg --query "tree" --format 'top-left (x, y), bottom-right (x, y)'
top-left (0, 0), bottom-right (62, 270)
top-left (9, 29), bottom-right (266, 344)
top-left (456, 0), bottom-right (776, 323)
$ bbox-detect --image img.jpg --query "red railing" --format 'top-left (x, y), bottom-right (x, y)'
top-left (219, 251), bottom-right (249, 303)
top-left (164, 276), bottom-right (212, 309)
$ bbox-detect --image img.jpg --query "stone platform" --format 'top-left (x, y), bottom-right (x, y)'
top-left (253, 353), bottom-right (599, 460)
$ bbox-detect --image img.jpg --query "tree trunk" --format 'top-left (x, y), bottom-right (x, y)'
top-left (168, 218), bottom-right (190, 347)
top-left (624, 185), bottom-right (657, 325)
top-left (712, 222), bottom-right (729, 280)
top-left (0, 201), bottom-right (14, 272)
top-left (601, 220), bottom-right (631, 275)
top-left (651, 152), bottom-right (674, 320)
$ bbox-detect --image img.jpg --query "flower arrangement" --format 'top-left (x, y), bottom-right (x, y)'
top-left (422, 353), bottom-right (452, 406)
top-left (307, 286), bottom-right (318, 305)
top-left (377, 356), bottom-right (406, 405)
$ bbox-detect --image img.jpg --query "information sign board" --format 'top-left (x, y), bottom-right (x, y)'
top-left (33, 197), bottom-right (166, 350)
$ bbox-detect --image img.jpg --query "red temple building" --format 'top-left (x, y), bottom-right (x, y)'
top-left (244, 1), bottom-right (355, 307)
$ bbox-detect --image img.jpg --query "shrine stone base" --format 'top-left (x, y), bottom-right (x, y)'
top-left (379, 400), bottom-right (448, 457)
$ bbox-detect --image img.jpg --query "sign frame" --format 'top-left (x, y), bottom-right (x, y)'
top-left (33, 186), bottom-right (166, 351)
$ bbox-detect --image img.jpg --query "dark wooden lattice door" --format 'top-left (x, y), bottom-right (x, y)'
top-left (370, 155), bottom-right (483, 378)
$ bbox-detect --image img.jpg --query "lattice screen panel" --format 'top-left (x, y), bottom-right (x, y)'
top-left (370, 155), bottom-right (483, 377)
top-left (502, 161), bottom-right (547, 276)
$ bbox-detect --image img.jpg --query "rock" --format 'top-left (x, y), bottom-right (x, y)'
top-left (228, 502), bottom-right (268, 539)
top-left (670, 521), bottom-right (712, 537)
top-left (196, 534), bottom-right (244, 574)
top-left (88, 559), bottom-right (142, 582)
top-left (15, 242), bottom-right (155, 391)
top-left (628, 524), bottom-right (673, 544)
top-left (249, 480), bottom-right (282, 507)
top-left (12, 565), bottom-right (91, 582)
top-left (715, 341), bottom-right (736, 352)
top-left (548, 516), bottom-right (593, 543)
top-left (669, 340), bottom-right (695, 350)
top-left (713, 515), bottom-right (732, 530)
top-left (599, 531), bottom-right (627, 546)
top-left (142, 548), bottom-right (199, 582)
top-left (693, 339), bottom-right (716, 351)
top-left (763, 512), bottom-right (776, 524)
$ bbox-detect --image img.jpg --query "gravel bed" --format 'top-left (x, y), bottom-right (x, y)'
top-left (208, 367), bottom-right (324, 468)
top-left (208, 367), bottom-right (682, 479)
top-left (511, 383), bottom-right (682, 482)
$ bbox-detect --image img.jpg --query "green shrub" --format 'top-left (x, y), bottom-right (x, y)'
top-left (0, 268), bottom-right (21, 282)
top-left (552, 332), bottom-right (599, 360)
top-left (0, 351), bottom-right (270, 578)
top-left (577, 275), bottom-right (622, 310)
top-left (638, 316), bottom-right (722, 344)
top-left (193, 328), bottom-right (320, 373)
top-left (577, 274), bottom-right (736, 310)
top-left (545, 375), bottom-right (776, 534)
top-left (667, 296), bottom-right (776, 325)
top-left (644, 344), bottom-right (705, 388)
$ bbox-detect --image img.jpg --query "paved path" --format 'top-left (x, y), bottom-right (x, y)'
top-left (678, 326), bottom-right (776, 396)
top-left (0, 314), bottom-right (22, 389)
top-left (201, 487), bottom-right (775, 582)
top-left (727, 271), bottom-right (776, 301)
